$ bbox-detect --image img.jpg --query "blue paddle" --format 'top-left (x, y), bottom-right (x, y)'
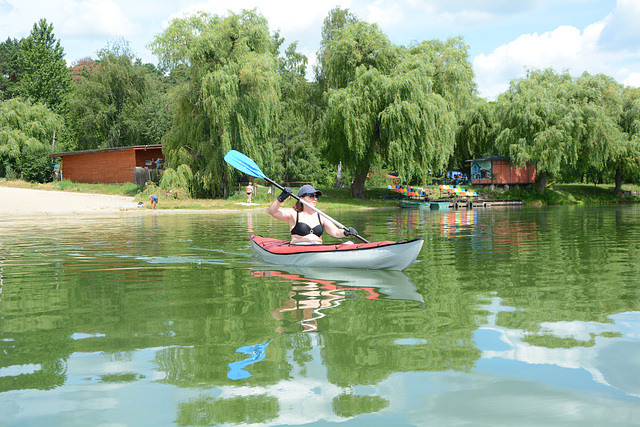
top-left (224, 150), bottom-right (369, 243)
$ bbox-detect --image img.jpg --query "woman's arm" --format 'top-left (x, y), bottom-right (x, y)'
top-left (267, 199), bottom-right (292, 222)
top-left (323, 218), bottom-right (347, 238)
top-left (268, 187), bottom-right (293, 220)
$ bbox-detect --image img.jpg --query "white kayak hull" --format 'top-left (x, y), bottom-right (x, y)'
top-left (250, 235), bottom-right (424, 270)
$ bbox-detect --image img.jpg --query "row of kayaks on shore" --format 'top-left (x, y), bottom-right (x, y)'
top-left (250, 234), bottom-right (424, 271)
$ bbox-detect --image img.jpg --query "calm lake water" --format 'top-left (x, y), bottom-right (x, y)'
top-left (1, 204), bottom-right (639, 426)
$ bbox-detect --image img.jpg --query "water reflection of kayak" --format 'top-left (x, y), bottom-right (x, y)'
top-left (251, 266), bottom-right (425, 304)
top-left (249, 234), bottom-right (424, 270)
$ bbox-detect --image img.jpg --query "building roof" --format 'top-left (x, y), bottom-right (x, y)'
top-left (50, 144), bottom-right (162, 158)
top-left (466, 156), bottom-right (507, 162)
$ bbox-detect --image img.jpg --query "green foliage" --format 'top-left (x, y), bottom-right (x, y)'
top-left (0, 98), bottom-right (62, 182)
top-left (614, 86), bottom-right (640, 190)
top-left (0, 37), bottom-right (22, 100)
top-left (495, 69), bottom-right (576, 179)
top-left (2, 10), bottom-right (638, 197)
top-left (412, 36), bottom-right (477, 112)
top-left (17, 148), bottom-right (52, 183)
top-left (315, 7), bottom-right (359, 92)
top-left (176, 394), bottom-right (279, 425)
top-left (321, 20), bottom-right (467, 197)
top-left (18, 19), bottom-right (71, 113)
top-left (323, 21), bottom-right (397, 90)
top-left (567, 73), bottom-right (625, 185)
top-left (66, 39), bottom-right (168, 150)
top-left (480, 182), bottom-right (639, 205)
top-left (332, 393), bottom-right (389, 417)
top-left (271, 42), bottom-right (334, 185)
top-left (455, 100), bottom-right (500, 168)
top-left (160, 165), bottom-right (193, 197)
top-left (4, 165), bottom-right (19, 180)
top-left (491, 69), bottom-right (640, 193)
top-left (150, 10), bottom-right (281, 198)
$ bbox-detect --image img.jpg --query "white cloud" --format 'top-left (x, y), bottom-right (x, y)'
top-left (472, 4), bottom-right (640, 101)
top-left (598, 0), bottom-right (640, 53)
top-left (60, 0), bottom-right (138, 39)
top-left (622, 73), bottom-right (640, 87)
top-left (473, 23), bottom-right (603, 99)
top-left (365, 1), bottom-right (405, 27)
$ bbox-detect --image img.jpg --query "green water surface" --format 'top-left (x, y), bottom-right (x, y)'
top-left (0, 205), bottom-right (639, 426)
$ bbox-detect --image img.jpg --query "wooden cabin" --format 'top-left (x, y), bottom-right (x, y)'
top-left (467, 156), bottom-right (536, 186)
top-left (50, 145), bottom-right (163, 184)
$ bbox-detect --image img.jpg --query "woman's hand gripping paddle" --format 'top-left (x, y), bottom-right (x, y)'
top-left (224, 150), bottom-right (369, 243)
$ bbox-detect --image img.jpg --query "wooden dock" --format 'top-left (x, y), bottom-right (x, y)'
top-left (399, 199), bottom-right (523, 210)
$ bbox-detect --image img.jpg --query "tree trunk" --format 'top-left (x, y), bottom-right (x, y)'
top-left (613, 166), bottom-right (622, 196)
top-left (536, 171), bottom-right (547, 194)
top-left (334, 161), bottom-right (342, 188)
top-left (350, 164), bottom-right (370, 199)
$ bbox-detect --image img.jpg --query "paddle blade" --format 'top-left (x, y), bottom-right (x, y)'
top-left (224, 150), bottom-right (267, 179)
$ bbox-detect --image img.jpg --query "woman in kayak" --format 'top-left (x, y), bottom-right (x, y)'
top-left (267, 184), bottom-right (358, 245)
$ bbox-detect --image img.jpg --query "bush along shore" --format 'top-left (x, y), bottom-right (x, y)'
top-left (1, 179), bottom-right (639, 210)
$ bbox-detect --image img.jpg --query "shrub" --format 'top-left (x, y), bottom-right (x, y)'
top-left (160, 165), bottom-right (193, 197)
top-left (17, 149), bottom-right (53, 183)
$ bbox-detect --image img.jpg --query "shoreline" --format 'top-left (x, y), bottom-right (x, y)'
top-left (0, 186), bottom-right (385, 218)
top-left (0, 186), bottom-right (266, 217)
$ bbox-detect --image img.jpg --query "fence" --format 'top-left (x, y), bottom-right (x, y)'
top-left (134, 167), bottom-right (162, 186)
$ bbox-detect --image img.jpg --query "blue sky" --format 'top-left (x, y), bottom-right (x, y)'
top-left (1, 0), bottom-right (638, 99)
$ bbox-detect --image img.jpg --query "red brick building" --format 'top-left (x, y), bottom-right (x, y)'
top-left (51, 145), bottom-right (163, 184)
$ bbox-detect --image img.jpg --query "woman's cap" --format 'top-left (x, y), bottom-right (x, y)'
top-left (298, 184), bottom-right (322, 197)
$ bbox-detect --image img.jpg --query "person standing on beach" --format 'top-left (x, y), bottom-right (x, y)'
top-left (150, 194), bottom-right (159, 209)
top-left (246, 182), bottom-right (254, 204)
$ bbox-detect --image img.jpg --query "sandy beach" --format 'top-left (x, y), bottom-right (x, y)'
top-left (0, 186), bottom-right (264, 217)
top-left (0, 186), bottom-right (139, 216)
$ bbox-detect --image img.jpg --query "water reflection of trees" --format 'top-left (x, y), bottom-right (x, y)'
top-left (176, 394), bottom-right (279, 426)
top-left (3, 207), bottom-right (640, 424)
top-left (155, 265), bottom-right (479, 425)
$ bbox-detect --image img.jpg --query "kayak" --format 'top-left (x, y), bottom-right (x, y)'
top-left (249, 234), bottom-right (424, 270)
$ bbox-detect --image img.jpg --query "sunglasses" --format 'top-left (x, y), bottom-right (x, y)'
top-left (303, 193), bottom-right (320, 199)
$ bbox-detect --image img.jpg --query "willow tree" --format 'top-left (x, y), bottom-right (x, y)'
top-left (570, 73), bottom-right (625, 191)
top-left (455, 99), bottom-right (500, 166)
top-left (495, 69), bottom-right (577, 192)
top-left (0, 98), bottom-right (63, 182)
top-left (496, 69), bottom-right (630, 192)
top-left (149, 10), bottom-right (280, 197)
top-left (615, 86), bottom-right (640, 193)
top-left (314, 6), bottom-right (359, 93)
top-left (321, 20), bottom-right (461, 198)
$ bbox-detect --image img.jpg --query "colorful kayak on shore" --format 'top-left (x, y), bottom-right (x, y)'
top-left (249, 234), bottom-right (424, 270)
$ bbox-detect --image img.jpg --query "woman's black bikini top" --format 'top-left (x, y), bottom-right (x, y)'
top-left (291, 212), bottom-right (323, 237)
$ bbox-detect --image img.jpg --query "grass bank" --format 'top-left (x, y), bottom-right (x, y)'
top-left (1, 179), bottom-right (639, 209)
top-left (478, 183), bottom-right (640, 205)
